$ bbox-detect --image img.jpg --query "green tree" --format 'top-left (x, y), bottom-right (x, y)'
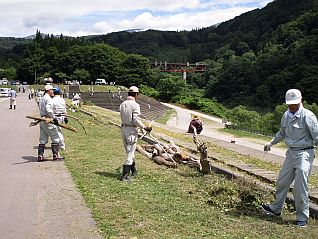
top-left (227, 105), bottom-right (262, 129)
top-left (156, 75), bottom-right (186, 101)
top-left (119, 54), bottom-right (152, 87)
top-left (72, 69), bottom-right (90, 84)
top-left (4, 67), bottom-right (17, 81)
top-left (55, 72), bottom-right (69, 84)
top-left (86, 44), bottom-right (126, 83)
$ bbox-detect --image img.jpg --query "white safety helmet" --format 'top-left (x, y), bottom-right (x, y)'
top-left (128, 86), bottom-right (139, 93)
top-left (285, 89), bottom-right (302, 105)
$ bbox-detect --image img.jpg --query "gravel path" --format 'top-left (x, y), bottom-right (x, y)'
top-left (0, 92), bottom-right (102, 239)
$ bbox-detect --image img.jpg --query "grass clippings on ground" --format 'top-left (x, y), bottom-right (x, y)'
top-left (63, 107), bottom-right (318, 239)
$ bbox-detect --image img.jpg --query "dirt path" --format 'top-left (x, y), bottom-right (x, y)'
top-left (0, 91), bottom-right (102, 239)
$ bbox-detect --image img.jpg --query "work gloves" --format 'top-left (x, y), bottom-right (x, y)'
top-left (264, 142), bottom-right (273, 152)
top-left (53, 118), bottom-right (59, 125)
top-left (144, 126), bottom-right (152, 133)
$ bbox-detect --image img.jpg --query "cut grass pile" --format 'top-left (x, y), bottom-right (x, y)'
top-left (63, 107), bottom-right (318, 238)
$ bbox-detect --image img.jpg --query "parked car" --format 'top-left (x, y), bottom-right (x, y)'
top-left (95, 79), bottom-right (107, 85)
top-left (0, 88), bottom-right (10, 97)
top-left (1, 79), bottom-right (8, 85)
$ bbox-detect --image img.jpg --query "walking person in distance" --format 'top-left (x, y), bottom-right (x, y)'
top-left (9, 88), bottom-right (17, 110)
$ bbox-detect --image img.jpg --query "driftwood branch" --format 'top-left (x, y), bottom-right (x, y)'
top-left (26, 115), bottom-right (78, 133)
top-left (66, 114), bottom-right (87, 135)
top-left (136, 145), bottom-right (177, 168)
top-left (137, 126), bottom-right (211, 173)
top-left (192, 131), bottom-right (211, 173)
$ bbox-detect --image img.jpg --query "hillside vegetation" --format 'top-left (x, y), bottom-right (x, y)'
top-left (0, 0), bottom-right (317, 132)
top-left (89, 0), bottom-right (318, 109)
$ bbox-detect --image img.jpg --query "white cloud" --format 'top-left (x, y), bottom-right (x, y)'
top-left (118, 7), bottom-right (254, 32)
top-left (0, 0), bottom-right (273, 37)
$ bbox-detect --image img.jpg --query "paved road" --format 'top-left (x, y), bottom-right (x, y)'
top-left (163, 103), bottom-right (318, 168)
top-left (0, 92), bottom-right (102, 239)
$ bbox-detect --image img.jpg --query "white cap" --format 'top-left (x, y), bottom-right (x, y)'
top-left (128, 86), bottom-right (139, 93)
top-left (285, 89), bottom-right (302, 105)
top-left (44, 84), bottom-right (54, 91)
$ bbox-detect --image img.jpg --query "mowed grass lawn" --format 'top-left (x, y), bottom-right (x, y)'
top-left (63, 108), bottom-right (318, 239)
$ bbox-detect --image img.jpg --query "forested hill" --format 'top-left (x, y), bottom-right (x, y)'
top-left (87, 0), bottom-right (318, 108)
top-left (88, 0), bottom-right (318, 62)
top-left (0, 0), bottom-right (317, 110)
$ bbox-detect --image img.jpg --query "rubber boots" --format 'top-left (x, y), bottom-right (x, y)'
top-left (37, 144), bottom-right (45, 162)
top-left (121, 165), bottom-right (133, 182)
top-left (131, 161), bottom-right (138, 177)
top-left (52, 143), bottom-right (59, 160)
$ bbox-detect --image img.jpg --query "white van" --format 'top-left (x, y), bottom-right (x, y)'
top-left (95, 79), bottom-right (107, 85)
top-left (0, 88), bottom-right (10, 97)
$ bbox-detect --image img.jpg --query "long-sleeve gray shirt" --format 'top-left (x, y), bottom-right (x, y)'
top-left (53, 96), bottom-right (67, 116)
top-left (119, 96), bottom-right (145, 129)
top-left (39, 93), bottom-right (54, 118)
top-left (9, 89), bottom-right (17, 98)
top-left (271, 106), bottom-right (318, 148)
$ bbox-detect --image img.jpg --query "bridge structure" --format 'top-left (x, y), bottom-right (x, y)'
top-left (150, 61), bottom-right (208, 80)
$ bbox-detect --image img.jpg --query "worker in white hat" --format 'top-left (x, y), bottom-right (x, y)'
top-left (37, 84), bottom-right (61, 161)
top-left (262, 89), bottom-right (318, 227)
top-left (119, 86), bottom-right (152, 182)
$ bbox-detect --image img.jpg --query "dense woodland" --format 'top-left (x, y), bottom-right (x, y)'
top-left (89, 0), bottom-right (318, 109)
top-left (0, 0), bottom-right (318, 133)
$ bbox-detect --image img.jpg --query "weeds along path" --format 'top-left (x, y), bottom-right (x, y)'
top-left (67, 105), bottom-right (318, 237)
top-left (79, 105), bottom-right (318, 210)
top-left (161, 103), bottom-right (318, 203)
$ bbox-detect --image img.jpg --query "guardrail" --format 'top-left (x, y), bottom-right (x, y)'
top-left (225, 124), bottom-right (275, 137)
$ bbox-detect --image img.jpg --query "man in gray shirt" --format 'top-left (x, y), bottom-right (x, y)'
top-left (119, 86), bottom-right (152, 182)
top-left (262, 89), bottom-right (318, 227)
top-left (38, 84), bottom-right (60, 162)
top-left (9, 88), bottom-right (17, 110)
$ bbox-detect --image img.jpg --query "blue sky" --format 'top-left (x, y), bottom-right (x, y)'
top-left (0, 0), bottom-right (273, 38)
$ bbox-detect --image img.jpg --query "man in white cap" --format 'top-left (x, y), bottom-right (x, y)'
top-left (262, 89), bottom-right (318, 227)
top-left (37, 84), bottom-right (61, 162)
top-left (119, 86), bottom-right (152, 182)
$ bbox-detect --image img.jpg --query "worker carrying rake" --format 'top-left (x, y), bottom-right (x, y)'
top-left (27, 85), bottom-right (80, 162)
top-left (119, 86), bottom-right (152, 183)
top-left (33, 84), bottom-right (62, 162)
